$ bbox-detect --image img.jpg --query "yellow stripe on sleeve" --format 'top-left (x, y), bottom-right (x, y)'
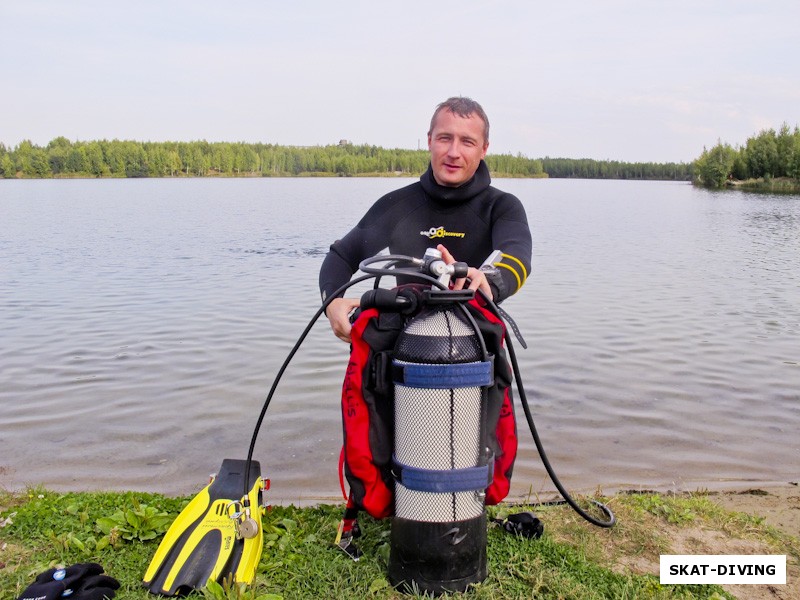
top-left (500, 253), bottom-right (528, 285)
top-left (496, 262), bottom-right (522, 292)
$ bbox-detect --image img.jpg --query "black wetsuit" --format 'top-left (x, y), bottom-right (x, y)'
top-left (319, 160), bottom-right (532, 304)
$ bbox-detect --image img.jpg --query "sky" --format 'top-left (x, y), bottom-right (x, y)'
top-left (1, 0), bottom-right (798, 163)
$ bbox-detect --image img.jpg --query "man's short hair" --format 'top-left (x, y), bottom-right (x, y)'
top-left (428, 97), bottom-right (490, 144)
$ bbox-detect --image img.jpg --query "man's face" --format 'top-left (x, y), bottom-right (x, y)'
top-left (427, 109), bottom-right (489, 187)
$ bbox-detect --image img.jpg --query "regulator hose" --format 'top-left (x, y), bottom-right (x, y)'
top-left (480, 295), bottom-right (616, 528)
top-left (242, 274), bottom-right (372, 502)
top-left (243, 253), bottom-right (615, 529)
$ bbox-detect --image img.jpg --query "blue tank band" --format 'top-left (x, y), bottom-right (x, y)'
top-left (392, 360), bottom-right (493, 389)
top-left (392, 456), bottom-right (494, 493)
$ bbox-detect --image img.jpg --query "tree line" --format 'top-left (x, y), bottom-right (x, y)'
top-left (539, 157), bottom-right (691, 180)
top-left (693, 124), bottom-right (800, 189)
top-left (0, 137), bottom-right (690, 181)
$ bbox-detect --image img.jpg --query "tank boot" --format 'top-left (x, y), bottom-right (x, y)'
top-left (334, 505), bottom-right (362, 561)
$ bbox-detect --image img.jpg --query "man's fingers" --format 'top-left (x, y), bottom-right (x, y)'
top-left (434, 246), bottom-right (492, 300)
top-left (436, 244), bottom-right (454, 264)
top-left (464, 268), bottom-right (493, 300)
top-left (326, 297), bottom-right (360, 343)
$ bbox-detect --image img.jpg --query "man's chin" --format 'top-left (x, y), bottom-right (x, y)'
top-left (433, 169), bottom-right (466, 187)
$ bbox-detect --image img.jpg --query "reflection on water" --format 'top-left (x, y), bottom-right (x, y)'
top-left (1, 178), bottom-right (799, 502)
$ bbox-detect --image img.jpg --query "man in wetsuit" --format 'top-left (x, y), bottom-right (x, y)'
top-left (320, 96), bottom-right (532, 341)
top-left (320, 97), bottom-right (532, 559)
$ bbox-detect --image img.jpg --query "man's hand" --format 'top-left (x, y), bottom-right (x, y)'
top-left (437, 244), bottom-right (493, 300)
top-left (325, 297), bottom-right (361, 343)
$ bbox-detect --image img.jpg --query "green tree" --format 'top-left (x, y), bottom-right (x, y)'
top-left (84, 142), bottom-right (109, 177)
top-left (1, 153), bottom-right (16, 178)
top-left (66, 146), bottom-right (88, 174)
top-left (744, 129), bottom-right (779, 178)
top-left (15, 141), bottom-right (51, 177)
top-left (101, 141), bottom-right (126, 176)
top-left (210, 143), bottom-right (233, 174)
top-left (146, 145), bottom-right (169, 177)
top-left (185, 145), bottom-right (209, 175)
top-left (167, 150), bottom-right (183, 176)
top-left (775, 123), bottom-right (796, 177)
top-left (693, 142), bottom-right (737, 188)
top-left (788, 132), bottom-right (800, 180)
top-left (14, 140), bottom-right (34, 175)
top-left (47, 136), bottom-right (73, 175)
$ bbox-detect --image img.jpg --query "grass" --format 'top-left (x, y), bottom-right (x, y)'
top-left (1, 488), bottom-right (797, 599)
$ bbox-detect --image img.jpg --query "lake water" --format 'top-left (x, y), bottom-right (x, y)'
top-left (1, 177), bottom-right (798, 504)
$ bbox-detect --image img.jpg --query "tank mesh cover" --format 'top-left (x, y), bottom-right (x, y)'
top-left (393, 308), bottom-right (486, 522)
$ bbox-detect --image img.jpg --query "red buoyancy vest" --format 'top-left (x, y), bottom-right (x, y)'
top-left (341, 295), bottom-right (517, 519)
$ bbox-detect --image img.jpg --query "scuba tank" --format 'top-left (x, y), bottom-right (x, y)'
top-left (353, 248), bottom-right (496, 593)
top-left (388, 291), bottom-right (494, 593)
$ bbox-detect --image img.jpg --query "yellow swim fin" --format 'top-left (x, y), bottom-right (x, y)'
top-left (143, 459), bottom-right (265, 596)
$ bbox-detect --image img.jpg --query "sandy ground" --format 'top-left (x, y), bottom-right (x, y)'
top-left (669, 484), bottom-right (799, 600)
top-left (712, 484), bottom-right (800, 541)
top-left (612, 483), bottom-right (799, 600)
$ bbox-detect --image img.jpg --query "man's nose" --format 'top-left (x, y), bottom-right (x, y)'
top-left (446, 140), bottom-right (461, 157)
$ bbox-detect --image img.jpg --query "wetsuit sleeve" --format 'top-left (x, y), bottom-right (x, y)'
top-left (488, 194), bottom-right (532, 303)
top-left (318, 245), bottom-right (358, 302)
top-left (318, 194), bottom-right (401, 302)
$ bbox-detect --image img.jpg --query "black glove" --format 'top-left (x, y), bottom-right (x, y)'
top-left (493, 511), bottom-right (544, 539)
top-left (16, 563), bottom-right (117, 600)
top-left (68, 573), bottom-right (121, 599)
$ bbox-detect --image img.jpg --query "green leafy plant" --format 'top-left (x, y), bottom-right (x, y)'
top-left (47, 530), bottom-right (102, 555)
top-left (261, 517), bottom-right (304, 573)
top-left (628, 494), bottom-right (698, 525)
top-left (95, 497), bottom-right (172, 547)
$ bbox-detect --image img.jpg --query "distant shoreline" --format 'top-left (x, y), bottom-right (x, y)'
top-left (7, 169), bottom-right (800, 194)
top-left (0, 138), bottom-right (692, 181)
top-left (1, 170), bottom-right (552, 180)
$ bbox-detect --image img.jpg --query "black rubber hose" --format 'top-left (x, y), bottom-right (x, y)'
top-left (481, 294), bottom-right (616, 528)
top-left (242, 274), bottom-right (373, 500)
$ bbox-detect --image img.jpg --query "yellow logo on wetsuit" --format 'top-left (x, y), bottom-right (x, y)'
top-left (420, 226), bottom-right (466, 240)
